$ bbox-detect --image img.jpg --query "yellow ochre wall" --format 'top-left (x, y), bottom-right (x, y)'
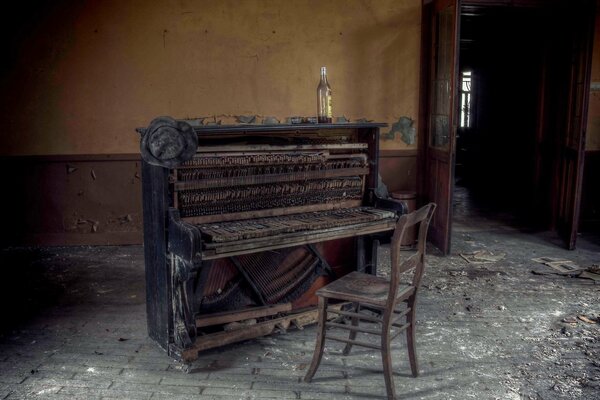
top-left (586, 4), bottom-right (600, 151)
top-left (0, 0), bottom-right (421, 156)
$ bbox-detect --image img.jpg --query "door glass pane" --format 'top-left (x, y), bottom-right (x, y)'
top-left (430, 7), bottom-right (454, 148)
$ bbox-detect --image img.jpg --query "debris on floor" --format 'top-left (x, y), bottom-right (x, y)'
top-left (577, 315), bottom-right (598, 324)
top-left (459, 250), bottom-right (506, 264)
top-left (532, 257), bottom-right (580, 271)
top-left (531, 257), bottom-right (600, 282)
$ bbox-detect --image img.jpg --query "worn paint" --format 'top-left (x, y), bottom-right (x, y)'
top-left (0, 0), bottom-right (421, 156)
top-left (585, 7), bottom-right (600, 151)
top-left (384, 116), bottom-right (416, 145)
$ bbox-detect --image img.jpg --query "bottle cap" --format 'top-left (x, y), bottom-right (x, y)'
top-left (320, 66), bottom-right (327, 74)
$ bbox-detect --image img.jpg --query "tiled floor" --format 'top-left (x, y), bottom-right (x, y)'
top-left (1, 202), bottom-right (599, 399)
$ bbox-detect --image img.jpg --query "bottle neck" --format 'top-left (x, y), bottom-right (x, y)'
top-left (320, 67), bottom-right (328, 83)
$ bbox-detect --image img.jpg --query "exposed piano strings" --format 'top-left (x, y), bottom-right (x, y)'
top-left (177, 158), bottom-right (366, 181)
top-left (236, 249), bottom-right (320, 304)
top-left (178, 178), bottom-right (364, 217)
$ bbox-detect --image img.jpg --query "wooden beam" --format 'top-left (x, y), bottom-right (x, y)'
top-left (196, 303), bottom-right (293, 328)
top-left (181, 304), bottom-right (346, 363)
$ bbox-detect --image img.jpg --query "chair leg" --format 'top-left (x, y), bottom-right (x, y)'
top-left (406, 298), bottom-right (419, 377)
top-left (381, 329), bottom-right (396, 400)
top-left (304, 296), bottom-right (327, 382)
top-left (342, 302), bottom-right (359, 356)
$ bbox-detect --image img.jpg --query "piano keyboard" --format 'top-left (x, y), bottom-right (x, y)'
top-left (197, 207), bottom-right (397, 243)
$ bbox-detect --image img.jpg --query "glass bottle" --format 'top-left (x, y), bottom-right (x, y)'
top-left (317, 67), bottom-right (332, 123)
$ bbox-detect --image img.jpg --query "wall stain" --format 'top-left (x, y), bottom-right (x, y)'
top-left (384, 116), bottom-right (416, 145)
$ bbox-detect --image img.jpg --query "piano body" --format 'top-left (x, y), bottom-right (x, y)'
top-left (138, 116), bottom-right (406, 362)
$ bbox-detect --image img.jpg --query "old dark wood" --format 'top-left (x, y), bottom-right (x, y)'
top-left (180, 303), bottom-right (347, 363)
top-left (304, 203), bottom-right (436, 400)
top-left (195, 303), bottom-right (292, 328)
top-left (419, 0), bottom-right (460, 255)
top-left (141, 161), bottom-right (172, 351)
top-left (140, 119), bottom-right (408, 362)
top-left (553, 0), bottom-right (595, 250)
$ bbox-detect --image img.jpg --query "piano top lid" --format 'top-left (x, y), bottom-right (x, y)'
top-left (185, 121), bottom-right (388, 134)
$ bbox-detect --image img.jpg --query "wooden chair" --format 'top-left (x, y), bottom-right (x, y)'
top-left (304, 203), bottom-right (436, 400)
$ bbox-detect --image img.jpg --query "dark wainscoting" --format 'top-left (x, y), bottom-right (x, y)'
top-left (379, 149), bottom-right (418, 193)
top-left (0, 154), bottom-right (143, 246)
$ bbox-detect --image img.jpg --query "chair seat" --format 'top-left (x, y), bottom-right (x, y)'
top-left (316, 271), bottom-right (415, 307)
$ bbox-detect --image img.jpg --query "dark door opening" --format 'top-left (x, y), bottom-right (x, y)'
top-left (453, 3), bottom-right (594, 242)
top-left (420, 1), bottom-right (594, 253)
top-left (455, 5), bottom-right (545, 228)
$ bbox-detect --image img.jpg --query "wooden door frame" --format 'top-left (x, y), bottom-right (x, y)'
top-left (418, 0), bottom-right (460, 255)
top-left (553, 0), bottom-right (595, 249)
top-left (419, 0), bottom-right (595, 252)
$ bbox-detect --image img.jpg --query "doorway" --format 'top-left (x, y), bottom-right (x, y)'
top-left (454, 5), bottom-right (546, 230)
top-left (419, 0), bottom-right (595, 254)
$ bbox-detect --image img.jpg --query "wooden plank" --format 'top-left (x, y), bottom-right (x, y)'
top-left (182, 321), bottom-right (276, 362)
top-left (194, 143), bottom-right (368, 153)
top-left (174, 167), bottom-right (369, 191)
top-left (141, 162), bottom-right (171, 350)
top-left (196, 303), bottom-right (292, 328)
top-left (181, 304), bottom-right (346, 362)
top-left (181, 200), bottom-right (363, 225)
top-left (188, 122), bottom-right (387, 134)
top-left (202, 221), bottom-right (396, 260)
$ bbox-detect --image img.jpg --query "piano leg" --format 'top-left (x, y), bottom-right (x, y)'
top-left (357, 236), bottom-right (379, 275)
top-left (367, 238), bottom-right (380, 276)
top-left (171, 255), bottom-right (197, 349)
top-left (356, 236), bottom-right (366, 273)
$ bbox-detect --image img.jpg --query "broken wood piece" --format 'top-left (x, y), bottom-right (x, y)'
top-left (460, 250), bottom-right (505, 264)
top-left (182, 304), bottom-right (346, 363)
top-left (291, 319), bottom-right (304, 330)
top-left (562, 316), bottom-right (578, 324)
top-left (578, 270), bottom-right (600, 282)
top-left (223, 319), bottom-right (257, 331)
top-left (196, 303), bottom-right (292, 328)
top-left (577, 315), bottom-right (597, 324)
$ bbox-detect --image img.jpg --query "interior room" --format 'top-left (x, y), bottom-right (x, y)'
top-left (455, 5), bottom-right (545, 226)
top-left (0, 1), bottom-right (598, 399)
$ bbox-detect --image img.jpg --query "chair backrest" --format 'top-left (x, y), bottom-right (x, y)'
top-left (387, 203), bottom-right (436, 306)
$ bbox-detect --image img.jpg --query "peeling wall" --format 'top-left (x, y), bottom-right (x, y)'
top-left (0, 0), bottom-right (421, 156)
top-left (586, 3), bottom-right (600, 151)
